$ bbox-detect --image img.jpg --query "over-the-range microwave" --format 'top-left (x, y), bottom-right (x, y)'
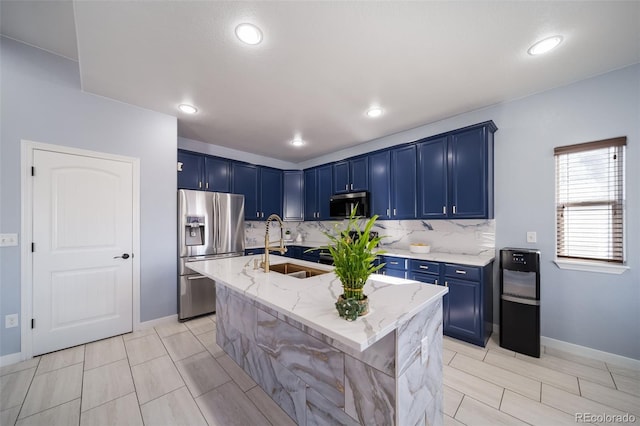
top-left (329, 192), bottom-right (370, 218)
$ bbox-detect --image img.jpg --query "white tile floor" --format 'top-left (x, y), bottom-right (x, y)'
top-left (1, 315), bottom-right (638, 425)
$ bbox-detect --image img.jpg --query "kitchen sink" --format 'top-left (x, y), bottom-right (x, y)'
top-left (269, 262), bottom-right (331, 278)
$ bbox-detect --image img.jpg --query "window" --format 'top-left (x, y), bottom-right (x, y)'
top-left (555, 137), bottom-right (626, 263)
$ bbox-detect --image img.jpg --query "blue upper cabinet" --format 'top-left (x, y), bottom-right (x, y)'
top-left (304, 165), bottom-right (332, 220)
top-left (204, 156), bottom-right (230, 193)
top-left (178, 150), bottom-right (230, 193)
top-left (283, 171), bottom-right (304, 221)
top-left (369, 150), bottom-right (391, 219)
top-left (417, 122), bottom-right (496, 219)
top-left (390, 145), bottom-right (417, 219)
top-left (333, 157), bottom-right (369, 194)
top-left (178, 150), bottom-right (204, 190)
top-left (231, 162), bottom-right (259, 220)
top-left (259, 167), bottom-right (283, 218)
top-left (317, 165), bottom-right (333, 219)
top-left (417, 137), bottom-right (448, 218)
top-left (449, 125), bottom-right (494, 218)
top-left (304, 168), bottom-right (318, 221)
top-left (333, 161), bottom-right (350, 194)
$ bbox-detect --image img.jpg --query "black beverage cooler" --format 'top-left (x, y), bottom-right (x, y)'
top-left (500, 248), bottom-right (541, 357)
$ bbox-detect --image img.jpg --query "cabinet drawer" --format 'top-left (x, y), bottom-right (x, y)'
top-left (410, 259), bottom-right (440, 274)
top-left (409, 271), bottom-right (439, 285)
top-left (381, 256), bottom-right (408, 270)
top-left (445, 264), bottom-right (480, 281)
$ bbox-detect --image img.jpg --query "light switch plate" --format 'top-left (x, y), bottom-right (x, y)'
top-left (0, 234), bottom-right (18, 247)
top-left (526, 231), bottom-right (537, 243)
top-left (5, 314), bottom-right (18, 328)
top-left (421, 336), bottom-right (429, 364)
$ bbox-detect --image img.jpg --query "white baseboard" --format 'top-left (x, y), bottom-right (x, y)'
top-left (135, 314), bottom-right (178, 331)
top-left (541, 336), bottom-right (640, 370)
top-left (492, 323), bottom-right (639, 369)
top-left (0, 352), bottom-right (24, 368)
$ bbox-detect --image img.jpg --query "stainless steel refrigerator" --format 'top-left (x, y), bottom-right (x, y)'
top-left (178, 190), bottom-right (245, 320)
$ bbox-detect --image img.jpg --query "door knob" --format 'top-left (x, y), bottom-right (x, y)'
top-left (114, 253), bottom-right (130, 259)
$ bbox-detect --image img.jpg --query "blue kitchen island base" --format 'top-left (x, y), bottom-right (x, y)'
top-left (216, 284), bottom-right (444, 425)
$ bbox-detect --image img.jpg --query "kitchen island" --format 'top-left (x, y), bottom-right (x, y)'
top-left (188, 255), bottom-right (448, 425)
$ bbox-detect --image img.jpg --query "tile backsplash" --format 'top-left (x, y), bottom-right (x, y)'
top-left (246, 219), bottom-right (495, 256)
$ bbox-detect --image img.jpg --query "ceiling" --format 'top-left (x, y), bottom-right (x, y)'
top-left (2, 1), bottom-right (639, 163)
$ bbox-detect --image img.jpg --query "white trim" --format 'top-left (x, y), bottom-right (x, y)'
top-left (0, 352), bottom-right (24, 368)
top-left (541, 336), bottom-right (640, 370)
top-left (20, 140), bottom-right (141, 359)
top-left (491, 325), bottom-right (639, 369)
top-left (135, 314), bottom-right (179, 331)
top-left (554, 259), bottom-right (629, 274)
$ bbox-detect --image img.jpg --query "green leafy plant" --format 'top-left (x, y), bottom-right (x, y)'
top-left (317, 206), bottom-right (385, 300)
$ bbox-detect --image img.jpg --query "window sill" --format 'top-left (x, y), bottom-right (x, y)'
top-left (554, 259), bottom-right (629, 275)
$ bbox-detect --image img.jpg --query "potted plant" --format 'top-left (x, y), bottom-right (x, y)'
top-left (319, 207), bottom-right (385, 320)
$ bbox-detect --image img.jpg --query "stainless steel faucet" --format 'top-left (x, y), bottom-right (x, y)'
top-left (261, 214), bottom-right (287, 272)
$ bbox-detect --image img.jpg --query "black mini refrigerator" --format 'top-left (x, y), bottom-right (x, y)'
top-left (500, 248), bottom-right (541, 357)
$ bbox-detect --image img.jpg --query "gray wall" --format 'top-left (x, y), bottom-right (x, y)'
top-left (0, 38), bottom-right (178, 356)
top-left (301, 64), bottom-right (640, 360)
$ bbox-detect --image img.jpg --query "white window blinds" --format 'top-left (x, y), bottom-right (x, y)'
top-left (555, 137), bottom-right (626, 263)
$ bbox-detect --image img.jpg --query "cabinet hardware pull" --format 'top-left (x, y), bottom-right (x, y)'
top-left (453, 205), bottom-right (457, 214)
top-left (386, 209), bottom-right (390, 216)
top-left (205, 182), bottom-right (209, 189)
top-left (199, 181), bottom-right (202, 189)
top-left (455, 270), bottom-right (467, 274)
top-left (393, 208), bottom-right (397, 216)
top-left (445, 281), bottom-right (448, 287)
top-left (435, 279), bottom-right (438, 285)
top-left (261, 212), bottom-right (264, 218)
top-left (390, 261), bottom-right (399, 265)
top-left (345, 184), bottom-right (348, 190)
top-left (419, 265), bottom-right (429, 270)
top-left (350, 183), bottom-right (353, 190)
top-left (256, 212), bottom-right (260, 217)
top-left (443, 206), bottom-right (446, 214)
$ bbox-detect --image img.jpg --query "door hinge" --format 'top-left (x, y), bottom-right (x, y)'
top-left (31, 242), bottom-right (35, 252)
top-left (31, 166), bottom-right (35, 176)
top-left (31, 319), bottom-right (35, 329)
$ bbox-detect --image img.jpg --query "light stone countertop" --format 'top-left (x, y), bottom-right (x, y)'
top-left (245, 241), bottom-right (494, 267)
top-left (187, 255), bottom-right (448, 352)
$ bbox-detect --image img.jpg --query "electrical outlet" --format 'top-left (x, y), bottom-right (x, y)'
top-left (0, 234), bottom-right (18, 247)
top-left (526, 231), bottom-right (537, 243)
top-left (421, 336), bottom-right (429, 364)
top-left (5, 314), bottom-right (18, 328)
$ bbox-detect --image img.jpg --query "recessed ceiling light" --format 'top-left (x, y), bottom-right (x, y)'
top-left (528, 35), bottom-right (563, 56)
top-left (291, 137), bottom-right (305, 147)
top-left (366, 107), bottom-right (384, 118)
top-left (235, 23), bottom-right (263, 45)
top-left (178, 104), bottom-right (198, 114)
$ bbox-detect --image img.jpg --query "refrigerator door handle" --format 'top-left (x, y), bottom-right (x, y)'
top-left (187, 275), bottom-right (208, 280)
top-left (214, 194), bottom-right (220, 252)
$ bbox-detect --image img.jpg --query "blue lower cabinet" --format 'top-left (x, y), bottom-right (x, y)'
top-left (301, 247), bottom-right (320, 263)
top-left (380, 255), bottom-right (408, 278)
top-left (244, 248), bottom-right (265, 256)
top-left (442, 262), bottom-right (493, 346)
top-left (409, 271), bottom-right (439, 285)
top-left (285, 246), bottom-right (302, 259)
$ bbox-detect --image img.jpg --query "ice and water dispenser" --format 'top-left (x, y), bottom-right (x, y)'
top-left (500, 248), bottom-right (541, 357)
top-left (185, 216), bottom-right (205, 246)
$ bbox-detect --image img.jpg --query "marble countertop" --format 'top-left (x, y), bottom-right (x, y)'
top-left (187, 255), bottom-right (448, 352)
top-left (245, 241), bottom-right (494, 267)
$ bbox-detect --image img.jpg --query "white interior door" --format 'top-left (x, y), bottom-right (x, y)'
top-left (32, 149), bottom-right (133, 355)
